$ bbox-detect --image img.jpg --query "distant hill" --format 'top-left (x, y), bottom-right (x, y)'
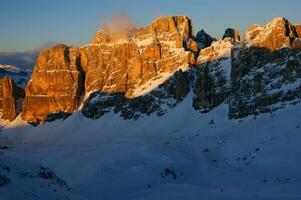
top-left (0, 51), bottom-right (38, 70)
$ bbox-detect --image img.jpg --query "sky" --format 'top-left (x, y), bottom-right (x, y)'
top-left (0, 0), bottom-right (300, 52)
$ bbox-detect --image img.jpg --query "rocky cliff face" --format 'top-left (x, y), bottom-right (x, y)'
top-left (10, 16), bottom-right (301, 123)
top-left (21, 44), bottom-right (85, 124)
top-left (243, 17), bottom-right (300, 51)
top-left (82, 69), bottom-right (191, 120)
top-left (229, 18), bottom-right (301, 118)
top-left (229, 47), bottom-right (301, 118)
top-left (193, 17), bottom-right (301, 116)
top-left (195, 30), bottom-right (216, 50)
top-left (223, 28), bottom-right (240, 43)
top-left (0, 77), bottom-right (17, 121)
top-left (80, 16), bottom-right (197, 120)
top-left (0, 65), bottom-right (28, 121)
top-left (81, 16), bottom-right (196, 97)
top-left (21, 16), bottom-right (197, 123)
top-left (295, 25), bottom-right (301, 37)
top-left (193, 37), bottom-right (233, 112)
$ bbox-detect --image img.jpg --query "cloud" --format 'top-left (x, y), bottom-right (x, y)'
top-left (33, 41), bottom-right (59, 52)
top-left (100, 11), bottom-right (136, 34)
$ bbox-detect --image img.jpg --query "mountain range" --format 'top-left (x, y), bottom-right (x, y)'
top-left (0, 16), bottom-right (301, 199)
top-left (1, 16), bottom-right (301, 124)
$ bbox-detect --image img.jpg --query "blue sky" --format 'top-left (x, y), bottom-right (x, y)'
top-left (1, 0), bottom-right (300, 52)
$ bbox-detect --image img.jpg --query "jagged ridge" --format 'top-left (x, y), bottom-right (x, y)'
top-left (1, 16), bottom-right (301, 124)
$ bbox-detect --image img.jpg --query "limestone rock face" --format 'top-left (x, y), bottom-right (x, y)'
top-left (244, 17), bottom-right (300, 51)
top-left (82, 69), bottom-right (190, 120)
top-left (81, 16), bottom-right (196, 98)
top-left (21, 44), bottom-right (85, 124)
top-left (229, 44), bottom-right (301, 119)
top-left (243, 24), bottom-right (263, 41)
top-left (195, 30), bottom-right (216, 50)
top-left (19, 16), bottom-right (301, 123)
top-left (0, 65), bottom-right (28, 117)
top-left (197, 38), bottom-right (233, 64)
top-left (295, 25), bottom-right (301, 37)
top-left (292, 24), bottom-right (301, 49)
top-left (146, 16), bottom-right (194, 39)
top-left (193, 38), bottom-right (233, 112)
top-left (292, 38), bottom-right (301, 49)
top-left (223, 28), bottom-right (240, 43)
top-left (0, 77), bottom-right (17, 121)
top-left (193, 17), bottom-right (301, 117)
top-left (21, 16), bottom-right (196, 123)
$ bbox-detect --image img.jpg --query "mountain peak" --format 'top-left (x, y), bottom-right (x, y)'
top-left (0, 77), bottom-right (17, 121)
top-left (222, 28), bottom-right (240, 42)
top-left (146, 15), bottom-right (194, 37)
top-left (244, 16), bottom-right (300, 50)
top-left (92, 15), bottom-right (194, 46)
top-left (269, 16), bottom-right (287, 23)
top-left (195, 29), bottom-right (216, 50)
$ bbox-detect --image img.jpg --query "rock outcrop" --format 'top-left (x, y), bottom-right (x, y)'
top-left (193, 38), bottom-right (233, 112)
top-left (292, 38), bottom-right (301, 49)
top-left (21, 44), bottom-right (85, 124)
top-left (229, 18), bottom-right (301, 118)
top-left (81, 15), bottom-right (197, 120)
top-left (0, 65), bottom-right (29, 121)
top-left (195, 30), bottom-right (216, 50)
top-left (197, 38), bottom-right (233, 63)
top-left (244, 17), bottom-right (300, 51)
top-left (229, 47), bottom-right (301, 118)
top-left (295, 25), bottom-right (301, 37)
top-left (81, 16), bottom-right (196, 98)
top-left (194, 17), bottom-right (301, 115)
top-left (0, 77), bottom-right (17, 121)
top-left (82, 69), bottom-right (191, 120)
top-left (223, 28), bottom-right (240, 43)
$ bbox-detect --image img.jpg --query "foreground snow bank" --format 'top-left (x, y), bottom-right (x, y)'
top-left (1, 94), bottom-right (301, 199)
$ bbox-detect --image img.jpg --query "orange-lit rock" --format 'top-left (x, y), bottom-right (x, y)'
top-left (21, 44), bottom-right (85, 124)
top-left (243, 24), bottom-right (263, 41)
top-left (244, 17), bottom-right (299, 51)
top-left (295, 25), bottom-right (301, 37)
top-left (21, 16), bottom-right (197, 123)
top-left (81, 16), bottom-right (196, 97)
top-left (0, 77), bottom-right (17, 121)
top-left (223, 28), bottom-right (240, 43)
top-left (292, 38), bottom-right (301, 49)
top-left (198, 38), bottom-right (233, 64)
top-left (21, 16), bottom-right (301, 124)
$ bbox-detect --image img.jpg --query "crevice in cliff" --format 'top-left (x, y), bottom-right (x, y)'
top-left (76, 51), bottom-right (87, 108)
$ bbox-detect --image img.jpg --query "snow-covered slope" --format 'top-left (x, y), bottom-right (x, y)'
top-left (1, 92), bottom-right (301, 199)
top-left (0, 155), bottom-right (82, 200)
